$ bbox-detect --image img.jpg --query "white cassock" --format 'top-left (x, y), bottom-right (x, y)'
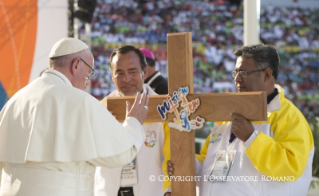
top-left (0, 70), bottom-right (145, 196)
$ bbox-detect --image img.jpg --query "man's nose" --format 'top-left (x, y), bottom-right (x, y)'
top-left (122, 73), bottom-right (131, 82)
top-left (234, 73), bottom-right (243, 82)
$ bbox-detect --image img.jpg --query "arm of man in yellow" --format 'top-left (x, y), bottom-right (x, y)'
top-left (245, 117), bottom-right (313, 180)
top-left (194, 132), bottom-right (211, 176)
top-left (195, 122), bottom-right (223, 175)
top-left (195, 133), bottom-right (211, 163)
top-left (162, 122), bottom-right (171, 192)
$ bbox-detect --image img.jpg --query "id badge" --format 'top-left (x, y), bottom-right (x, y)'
top-left (120, 159), bottom-right (138, 186)
top-left (208, 150), bottom-right (236, 182)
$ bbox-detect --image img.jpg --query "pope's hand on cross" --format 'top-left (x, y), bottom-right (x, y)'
top-left (126, 92), bottom-right (149, 124)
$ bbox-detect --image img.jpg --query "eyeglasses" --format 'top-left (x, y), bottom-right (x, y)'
top-left (80, 58), bottom-right (96, 80)
top-left (231, 68), bottom-right (268, 78)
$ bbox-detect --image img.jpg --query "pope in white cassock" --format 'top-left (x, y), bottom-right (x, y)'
top-left (0, 38), bottom-right (149, 196)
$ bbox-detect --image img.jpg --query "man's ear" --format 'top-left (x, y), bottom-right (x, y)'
top-left (264, 68), bottom-right (273, 82)
top-left (71, 58), bottom-right (80, 76)
top-left (109, 64), bottom-right (115, 82)
top-left (111, 72), bottom-right (115, 83)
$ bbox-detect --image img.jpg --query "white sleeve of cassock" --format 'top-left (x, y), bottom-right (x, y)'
top-left (0, 162), bottom-right (2, 187)
top-left (88, 117), bottom-right (145, 168)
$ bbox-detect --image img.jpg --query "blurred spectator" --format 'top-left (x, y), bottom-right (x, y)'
top-left (140, 48), bottom-right (168, 94)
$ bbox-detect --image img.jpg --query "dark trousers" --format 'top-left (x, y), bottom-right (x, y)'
top-left (118, 187), bottom-right (134, 196)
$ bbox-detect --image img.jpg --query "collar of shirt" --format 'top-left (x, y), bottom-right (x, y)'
top-left (267, 88), bottom-right (279, 104)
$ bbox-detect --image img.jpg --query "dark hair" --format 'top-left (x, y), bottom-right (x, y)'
top-left (145, 57), bottom-right (156, 67)
top-left (109, 45), bottom-right (147, 71)
top-left (234, 44), bottom-right (280, 80)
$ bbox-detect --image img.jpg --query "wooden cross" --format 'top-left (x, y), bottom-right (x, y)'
top-left (104, 32), bottom-right (267, 196)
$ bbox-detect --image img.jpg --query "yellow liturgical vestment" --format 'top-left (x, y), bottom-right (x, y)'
top-left (0, 70), bottom-right (145, 196)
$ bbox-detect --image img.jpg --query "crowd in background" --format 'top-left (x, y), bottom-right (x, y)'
top-left (85, 0), bottom-right (319, 125)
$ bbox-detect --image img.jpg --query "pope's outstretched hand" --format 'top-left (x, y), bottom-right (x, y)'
top-left (126, 92), bottom-right (149, 125)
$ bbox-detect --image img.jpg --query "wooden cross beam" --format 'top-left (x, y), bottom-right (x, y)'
top-left (104, 32), bottom-right (267, 196)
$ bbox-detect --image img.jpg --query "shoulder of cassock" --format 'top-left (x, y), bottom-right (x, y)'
top-left (0, 70), bottom-right (135, 163)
